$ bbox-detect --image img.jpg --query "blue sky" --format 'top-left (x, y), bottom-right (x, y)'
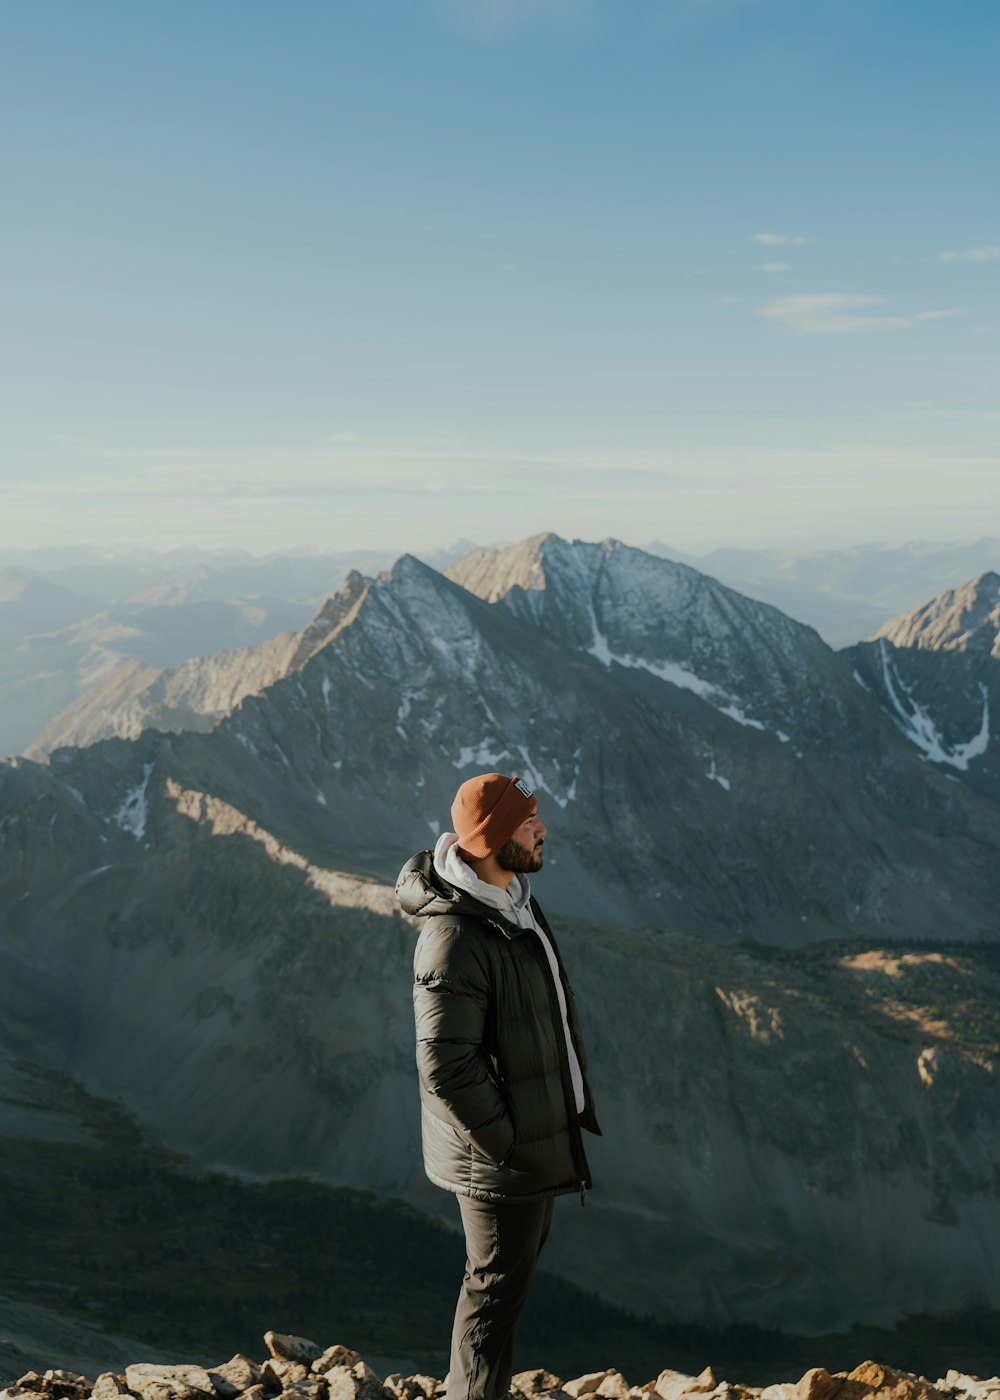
top-left (2, 0), bottom-right (998, 554)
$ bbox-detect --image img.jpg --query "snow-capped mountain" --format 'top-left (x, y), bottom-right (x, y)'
top-left (7, 539), bottom-right (1000, 944)
top-left (448, 534), bottom-right (855, 745)
top-left (846, 573), bottom-right (1000, 804)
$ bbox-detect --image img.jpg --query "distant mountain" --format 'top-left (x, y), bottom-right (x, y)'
top-left (28, 572), bottom-right (372, 757)
top-left (0, 569), bottom-right (101, 641)
top-left (0, 545), bottom-right (483, 757)
top-left (0, 593), bottom-right (317, 759)
top-left (846, 573), bottom-right (1000, 805)
top-left (644, 538), bottom-right (1000, 648)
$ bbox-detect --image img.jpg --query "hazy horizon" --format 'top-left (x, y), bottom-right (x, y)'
top-left (5, 527), bottom-right (1000, 570)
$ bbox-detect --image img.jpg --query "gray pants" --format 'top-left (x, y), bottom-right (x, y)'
top-left (445, 1194), bottom-right (555, 1400)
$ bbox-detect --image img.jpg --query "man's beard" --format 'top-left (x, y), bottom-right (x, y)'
top-left (495, 835), bottom-right (543, 874)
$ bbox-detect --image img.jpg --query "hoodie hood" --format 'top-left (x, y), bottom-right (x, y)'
top-left (395, 840), bottom-right (529, 936)
top-left (432, 831), bottom-right (532, 916)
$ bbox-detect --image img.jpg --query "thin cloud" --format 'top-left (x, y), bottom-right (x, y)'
top-left (760, 262), bottom-right (789, 274)
top-left (759, 294), bottom-right (965, 335)
top-left (938, 244), bottom-right (1000, 264)
top-left (752, 232), bottom-right (807, 247)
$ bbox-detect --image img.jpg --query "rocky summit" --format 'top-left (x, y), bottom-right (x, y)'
top-left (3, 1335), bottom-right (999, 1400)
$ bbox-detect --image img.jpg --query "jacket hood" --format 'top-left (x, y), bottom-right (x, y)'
top-left (395, 850), bottom-right (527, 936)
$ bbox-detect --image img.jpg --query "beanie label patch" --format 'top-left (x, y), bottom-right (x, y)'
top-left (514, 778), bottom-right (533, 798)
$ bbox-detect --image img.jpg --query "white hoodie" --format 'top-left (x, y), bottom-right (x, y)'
top-left (433, 831), bottom-right (586, 1115)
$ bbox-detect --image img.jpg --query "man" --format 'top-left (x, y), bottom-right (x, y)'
top-left (395, 772), bottom-right (601, 1400)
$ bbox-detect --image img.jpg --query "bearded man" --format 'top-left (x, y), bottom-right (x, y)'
top-left (395, 772), bottom-right (601, 1400)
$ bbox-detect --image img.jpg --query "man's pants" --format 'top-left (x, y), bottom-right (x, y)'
top-left (445, 1194), bottom-right (555, 1400)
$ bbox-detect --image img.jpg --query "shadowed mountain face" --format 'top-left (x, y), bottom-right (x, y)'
top-left (846, 573), bottom-right (1000, 806)
top-left (4, 538), bottom-right (1000, 1334)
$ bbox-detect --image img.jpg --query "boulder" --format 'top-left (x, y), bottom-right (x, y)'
top-left (125, 1370), bottom-right (217, 1400)
top-left (936, 1375), bottom-right (1000, 1400)
top-left (264, 1340), bottom-right (324, 1369)
top-left (790, 1373), bottom-right (842, 1400)
top-left (43, 1375), bottom-right (94, 1399)
top-left (92, 1379), bottom-right (135, 1400)
top-left (262, 1366), bottom-right (308, 1392)
top-left (277, 1384), bottom-right (328, 1400)
top-left (321, 1368), bottom-right (385, 1400)
top-left (311, 1355), bottom-right (363, 1380)
top-left (565, 1377), bottom-right (616, 1400)
top-left (838, 1363), bottom-right (949, 1400)
top-left (597, 1378), bottom-right (630, 1400)
top-left (208, 1359), bottom-right (262, 1400)
top-left (382, 1381), bottom-right (422, 1400)
top-left (383, 1379), bottom-right (442, 1400)
top-left (513, 1375), bottom-right (564, 1399)
top-left (654, 1372), bottom-right (716, 1400)
top-left (241, 1387), bottom-right (268, 1400)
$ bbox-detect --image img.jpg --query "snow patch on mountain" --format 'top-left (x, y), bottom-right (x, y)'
top-left (454, 739), bottom-right (512, 770)
top-left (114, 763), bottom-right (154, 839)
top-left (706, 756), bottom-right (731, 791)
top-left (588, 610), bottom-right (768, 734)
top-left (879, 641), bottom-right (990, 770)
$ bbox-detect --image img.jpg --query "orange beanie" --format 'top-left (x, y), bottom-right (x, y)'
top-left (451, 773), bottom-right (536, 859)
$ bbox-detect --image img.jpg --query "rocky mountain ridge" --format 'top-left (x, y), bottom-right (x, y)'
top-left (25, 572), bottom-right (372, 758)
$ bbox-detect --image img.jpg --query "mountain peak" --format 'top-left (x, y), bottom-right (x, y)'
top-left (873, 572), bottom-right (1000, 653)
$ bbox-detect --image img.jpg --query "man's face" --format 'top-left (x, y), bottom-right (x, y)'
top-left (495, 809), bottom-right (547, 874)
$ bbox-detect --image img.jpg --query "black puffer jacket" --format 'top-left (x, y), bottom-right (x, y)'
top-left (396, 850), bottom-right (601, 1203)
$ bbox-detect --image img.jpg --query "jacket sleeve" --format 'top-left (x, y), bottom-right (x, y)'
top-left (413, 918), bottom-right (515, 1167)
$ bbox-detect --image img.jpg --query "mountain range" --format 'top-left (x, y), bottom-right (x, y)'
top-left (6, 536), bottom-right (1000, 759)
top-left (2, 533), bottom-right (999, 1341)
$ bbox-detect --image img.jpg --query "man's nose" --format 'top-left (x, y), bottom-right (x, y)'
top-left (536, 823), bottom-right (547, 840)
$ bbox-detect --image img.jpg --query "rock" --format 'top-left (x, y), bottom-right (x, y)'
top-left (92, 1379), bottom-right (134, 1400)
top-left (597, 1378), bottom-right (629, 1400)
top-left (125, 1367), bottom-right (216, 1400)
top-left (936, 1376), bottom-right (1000, 1400)
top-left (262, 1367), bottom-right (308, 1392)
top-left (4, 1390), bottom-right (44, 1400)
top-left (277, 1384), bottom-right (327, 1400)
top-left (320, 1367), bottom-right (384, 1400)
top-left (832, 1363), bottom-right (950, 1400)
top-left (43, 1375), bottom-right (94, 1398)
top-left (566, 1378), bottom-right (616, 1400)
top-left (263, 1339), bottom-right (323, 1368)
top-left (208, 1360), bottom-right (262, 1400)
top-left (383, 1379), bottom-right (442, 1400)
top-left (241, 1388), bottom-right (268, 1400)
top-left (311, 1355), bottom-right (363, 1380)
top-left (654, 1373), bottom-right (716, 1400)
top-left (382, 1382), bottom-right (422, 1400)
top-left (513, 1375), bottom-right (564, 1399)
top-left (789, 1372), bottom-right (841, 1400)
